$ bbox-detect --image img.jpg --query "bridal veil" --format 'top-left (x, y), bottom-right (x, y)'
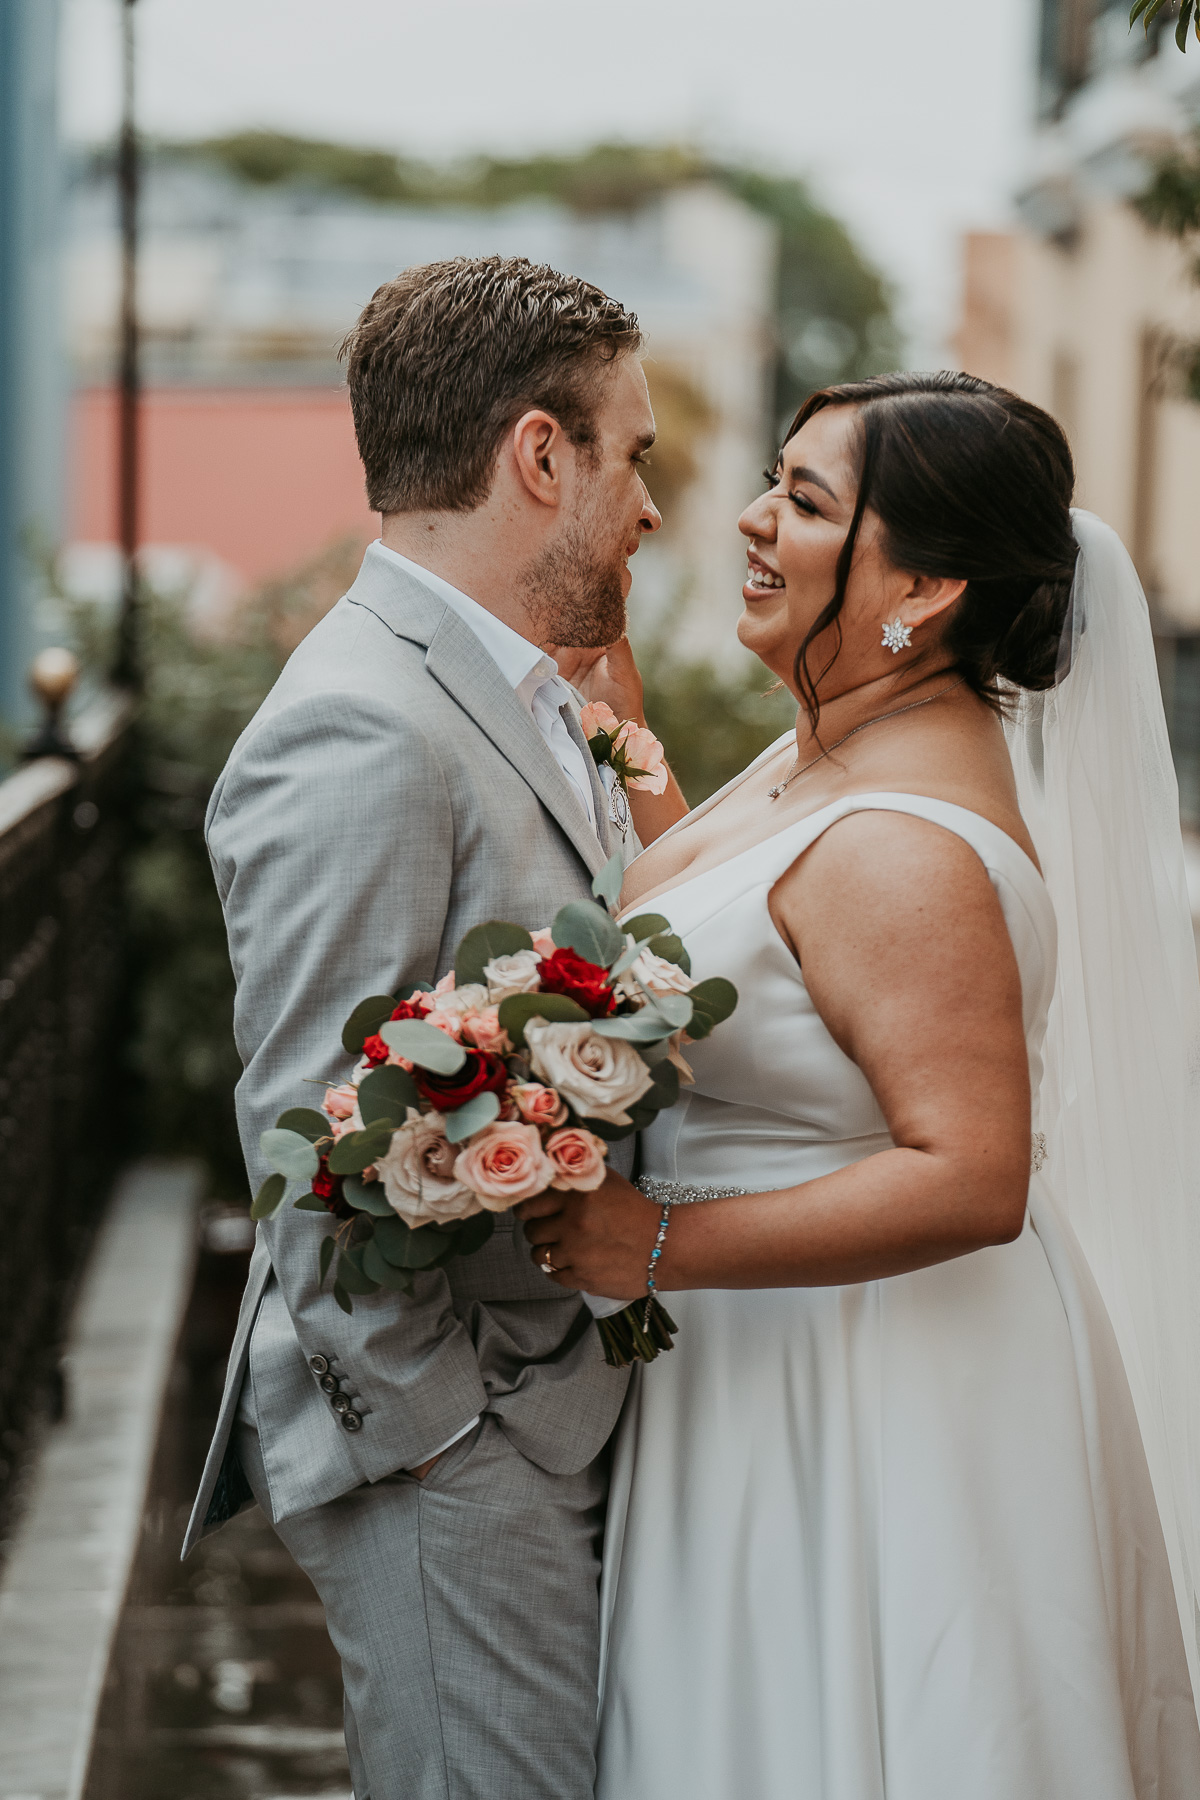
top-left (1005, 508), bottom-right (1200, 1692)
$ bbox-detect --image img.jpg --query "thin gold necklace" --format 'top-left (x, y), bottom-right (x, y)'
top-left (767, 677), bottom-right (965, 800)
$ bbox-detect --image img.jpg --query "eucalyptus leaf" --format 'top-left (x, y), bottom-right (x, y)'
top-left (328, 1124), bottom-right (397, 1175)
top-left (292, 1193), bottom-right (330, 1212)
top-left (590, 1010), bottom-right (675, 1043)
top-left (648, 1060), bottom-right (681, 1110)
top-left (608, 935), bottom-right (655, 979)
top-left (623, 913), bottom-right (671, 943)
top-left (277, 1107), bottom-right (331, 1143)
top-left (333, 1281), bottom-right (353, 1315)
top-left (591, 850), bottom-right (625, 910)
top-left (577, 1113), bottom-right (634, 1141)
top-left (362, 1238), bottom-right (406, 1287)
top-left (261, 1127), bottom-right (320, 1181)
top-left (646, 932), bottom-right (691, 975)
top-left (551, 898), bottom-right (624, 967)
top-left (379, 1018), bottom-right (467, 1074)
top-left (372, 1213), bottom-right (457, 1270)
top-left (343, 1174), bottom-right (395, 1216)
top-left (688, 976), bottom-right (738, 1027)
top-left (443, 1089), bottom-right (501, 1144)
top-left (642, 991), bottom-right (693, 1030)
top-left (319, 1234), bottom-right (335, 1285)
top-left (498, 991), bottom-right (588, 1049)
top-left (250, 1172), bottom-right (286, 1220)
top-left (454, 920), bottom-right (533, 988)
top-left (341, 993), bottom-right (396, 1055)
top-left (336, 1246), bottom-right (380, 1295)
top-left (448, 1209), bottom-right (496, 1256)
top-left (357, 1063), bottom-right (419, 1126)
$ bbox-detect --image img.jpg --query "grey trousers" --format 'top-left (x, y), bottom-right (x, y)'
top-left (234, 1409), bottom-right (608, 1800)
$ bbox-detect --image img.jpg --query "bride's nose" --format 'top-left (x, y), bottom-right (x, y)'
top-left (738, 494), bottom-right (774, 540)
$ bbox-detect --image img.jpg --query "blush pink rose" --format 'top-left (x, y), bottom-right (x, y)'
top-left (530, 928), bottom-right (557, 959)
top-left (614, 721), bottom-right (668, 794)
top-left (580, 699), bottom-right (621, 740)
top-left (423, 1008), bottom-right (466, 1041)
top-left (545, 1127), bottom-right (608, 1191)
top-left (460, 1006), bottom-right (512, 1056)
top-left (323, 1083), bottom-right (358, 1121)
top-left (454, 1121), bottom-right (556, 1209)
top-left (511, 1081), bottom-right (569, 1128)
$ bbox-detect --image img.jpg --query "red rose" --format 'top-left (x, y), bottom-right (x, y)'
top-left (537, 945), bottom-right (617, 1017)
top-left (362, 1032), bottom-right (390, 1067)
top-left (390, 997), bottom-right (426, 1021)
top-left (413, 1048), bottom-right (509, 1111)
top-left (312, 1156), bottom-right (352, 1218)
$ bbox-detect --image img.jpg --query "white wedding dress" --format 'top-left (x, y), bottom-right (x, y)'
top-left (596, 776), bottom-right (1200, 1800)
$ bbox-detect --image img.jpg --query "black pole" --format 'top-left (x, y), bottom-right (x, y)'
top-left (112, 0), bottom-right (140, 692)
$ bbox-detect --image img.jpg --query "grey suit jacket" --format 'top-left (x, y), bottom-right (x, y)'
top-left (182, 546), bottom-right (631, 1555)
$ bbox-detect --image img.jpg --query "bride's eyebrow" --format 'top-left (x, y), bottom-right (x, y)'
top-left (787, 463), bottom-right (839, 502)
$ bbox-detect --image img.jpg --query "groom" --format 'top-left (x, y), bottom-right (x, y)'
top-left (182, 254), bottom-right (662, 1799)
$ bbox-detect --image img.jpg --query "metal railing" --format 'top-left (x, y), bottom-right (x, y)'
top-left (0, 694), bottom-right (134, 1530)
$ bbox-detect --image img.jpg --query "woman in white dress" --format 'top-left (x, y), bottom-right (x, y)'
top-left (519, 372), bottom-right (1200, 1798)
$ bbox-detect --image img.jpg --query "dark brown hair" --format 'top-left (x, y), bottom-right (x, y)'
top-left (340, 255), bottom-right (643, 513)
top-left (784, 371), bottom-right (1079, 725)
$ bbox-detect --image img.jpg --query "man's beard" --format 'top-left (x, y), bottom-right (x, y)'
top-left (518, 518), bottom-right (628, 649)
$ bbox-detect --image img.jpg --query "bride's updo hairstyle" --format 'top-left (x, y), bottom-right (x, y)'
top-left (787, 371), bottom-right (1078, 725)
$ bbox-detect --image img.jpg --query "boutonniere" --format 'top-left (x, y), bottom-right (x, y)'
top-left (580, 701), bottom-right (668, 798)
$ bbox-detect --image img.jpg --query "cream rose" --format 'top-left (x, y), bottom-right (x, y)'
top-left (454, 1121), bottom-right (556, 1208)
top-left (545, 1127), bottom-right (608, 1191)
top-left (426, 981), bottom-right (489, 1020)
top-left (525, 1020), bottom-right (655, 1126)
top-left (483, 948), bottom-right (543, 1002)
top-left (511, 1081), bottom-right (568, 1128)
top-left (376, 1111), bottom-right (481, 1228)
top-left (617, 948), bottom-right (695, 1005)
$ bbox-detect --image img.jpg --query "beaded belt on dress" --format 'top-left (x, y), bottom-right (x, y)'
top-left (637, 1176), bottom-right (748, 1206)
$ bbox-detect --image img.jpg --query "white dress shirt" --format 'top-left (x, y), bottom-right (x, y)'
top-left (374, 543), bottom-right (600, 830)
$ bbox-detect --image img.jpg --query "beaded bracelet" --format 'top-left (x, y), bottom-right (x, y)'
top-left (643, 1204), bottom-right (671, 1331)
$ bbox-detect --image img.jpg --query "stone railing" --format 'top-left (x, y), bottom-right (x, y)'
top-left (0, 683), bottom-right (135, 1527)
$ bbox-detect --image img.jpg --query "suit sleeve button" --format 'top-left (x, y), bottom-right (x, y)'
top-left (331, 1392), bottom-right (351, 1413)
top-left (319, 1373), bottom-right (338, 1394)
top-left (309, 1355), bottom-right (330, 1375)
top-left (341, 1410), bottom-right (362, 1432)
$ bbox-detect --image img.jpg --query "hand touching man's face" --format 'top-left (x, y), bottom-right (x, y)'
top-left (521, 356), bottom-right (662, 649)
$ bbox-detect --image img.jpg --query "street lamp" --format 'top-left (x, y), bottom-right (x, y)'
top-left (111, 0), bottom-right (140, 692)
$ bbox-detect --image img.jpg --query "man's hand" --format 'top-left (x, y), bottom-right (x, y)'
top-left (515, 1171), bottom-right (661, 1299)
top-left (546, 637), bottom-right (646, 725)
top-left (404, 1452), bottom-right (445, 1481)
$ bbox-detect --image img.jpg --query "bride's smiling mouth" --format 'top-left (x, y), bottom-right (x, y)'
top-left (744, 549), bottom-right (785, 596)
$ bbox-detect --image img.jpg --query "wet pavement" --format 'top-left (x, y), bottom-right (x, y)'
top-left (83, 1207), bottom-right (352, 1800)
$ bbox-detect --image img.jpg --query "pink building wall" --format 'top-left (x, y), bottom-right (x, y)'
top-left (70, 386), bottom-right (379, 585)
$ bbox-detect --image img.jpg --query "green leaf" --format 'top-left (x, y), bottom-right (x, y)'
top-left (586, 726), bottom-right (614, 764)
top-left (640, 991), bottom-right (693, 1030)
top-left (687, 976), bottom-right (738, 1027)
top-left (313, 1235), bottom-right (334, 1288)
top-left (336, 1245), bottom-right (380, 1295)
top-left (357, 1063), bottom-right (419, 1126)
top-left (1129, 0), bottom-right (1156, 22)
top-left (454, 920), bottom-right (534, 987)
top-left (379, 1018), bottom-right (466, 1074)
top-left (372, 1213), bottom-right (458, 1269)
top-left (551, 898), bottom-right (624, 967)
top-left (362, 1238), bottom-right (412, 1288)
top-left (327, 1123), bottom-right (396, 1175)
top-left (443, 1089), bottom-right (501, 1144)
top-left (577, 1113), bottom-right (634, 1141)
top-left (591, 851), bottom-right (625, 911)
top-left (447, 1209), bottom-right (496, 1256)
top-left (343, 1174), bottom-right (395, 1215)
top-left (261, 1127), bottom-right (320, 1181)
top-left (646, 932), bottom-right (691, 975)
top-left (333, 1280), bottom-right (353, 1315)
top-left (341, 994), bottom-right (396, 1055)
top-left (621, 912), bottom-right (670, 941)
top-left (683, 1010), bottom-right (713, 1041)
top-left (277, 1107), bottom-right (331, 1143)
top-left (646, 1059), bottom-right (680, 1111)
top-left (1178, 0), bottom-right (1193, 49)
top-left (498, 991), bottom-right (588, 1049)
top-left (590, 1010), bottom-right (675, 1043)
top-left (251, 1172), bottom-right (286, 1220)
top-left (292, 1193), bottom-right (330, 1211)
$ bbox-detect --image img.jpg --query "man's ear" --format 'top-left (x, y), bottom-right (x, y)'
top-left (898, 572), bottom-right (967, 630)
top-left (511, 409), bottom-right (564, 507)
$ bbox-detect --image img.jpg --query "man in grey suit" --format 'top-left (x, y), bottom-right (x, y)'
top-left (182, 255), bottom-right (664, 1799)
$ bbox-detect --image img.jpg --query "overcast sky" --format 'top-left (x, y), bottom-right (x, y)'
top-left (61, 0), bottom-right (1039, 362)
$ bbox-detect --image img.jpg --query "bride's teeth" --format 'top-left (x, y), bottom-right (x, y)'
top-left (748, 567), bottom-right (784, 589)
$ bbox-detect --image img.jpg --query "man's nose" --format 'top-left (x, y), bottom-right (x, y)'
top-left (639, 487), bottom-right (663, 535)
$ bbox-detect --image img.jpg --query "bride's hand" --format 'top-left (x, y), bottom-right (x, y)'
top-left (546, 637), bottom-right (646, 727)
top-left (515, 1172), bottom-right (660, 1299)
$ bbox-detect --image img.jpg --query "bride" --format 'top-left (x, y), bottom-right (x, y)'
top-left (519, 372), bottom-right (1200, 1797)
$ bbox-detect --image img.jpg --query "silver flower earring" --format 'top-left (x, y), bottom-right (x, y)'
top-left (882, 618), bottom-right (913, 654)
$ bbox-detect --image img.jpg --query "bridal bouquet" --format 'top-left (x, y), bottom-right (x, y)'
top-left (251, 855), bottom-right (737, 1366)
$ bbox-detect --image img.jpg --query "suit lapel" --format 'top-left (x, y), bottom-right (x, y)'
top-left (346, 546), bottom-right (609, 877)
top-left (561, 700), bottom-right (612, 858)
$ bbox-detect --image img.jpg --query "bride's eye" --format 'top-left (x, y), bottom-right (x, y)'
top-left (762, 468), bottom-right (781, 490)
top-left (788, 491), bottom-right (818, 516)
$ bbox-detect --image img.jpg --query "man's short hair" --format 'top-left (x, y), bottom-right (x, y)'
top-left (340, 255), bottom-right (643, 514)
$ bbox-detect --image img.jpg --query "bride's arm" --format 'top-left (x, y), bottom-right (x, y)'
top-left (517, 811), bottom-right (1032, 1294)
top-left (551, 637), bottom-right (689, 843)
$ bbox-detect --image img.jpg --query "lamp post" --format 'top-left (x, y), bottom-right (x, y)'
top-left (111, 0), bottom-right (140, 692)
